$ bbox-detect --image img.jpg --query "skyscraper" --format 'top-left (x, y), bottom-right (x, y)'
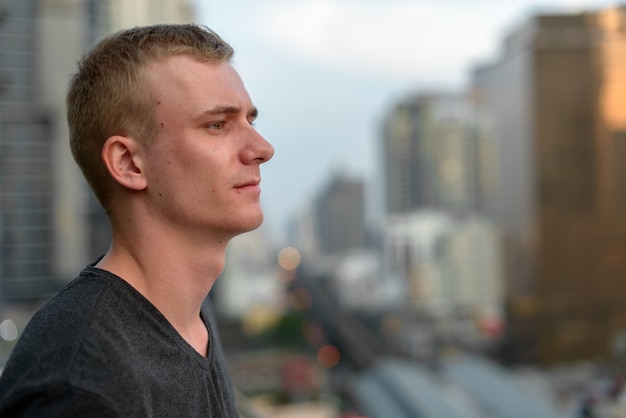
top-left (315, 173), bottom-right (367, 256)
top-left (474, 5), bottom-right (626, 363)
top-left (0, 0), bottom-right (56, 300)
top-left (0, 0), bottom-right (196, 302)
top-left (381, 97), bottom-right (426, 215)
top-left (381, 93), bottom-right (495, 217)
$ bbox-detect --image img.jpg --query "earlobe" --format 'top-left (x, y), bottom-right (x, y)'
top-left (102, 135), bottom-right (147, 191)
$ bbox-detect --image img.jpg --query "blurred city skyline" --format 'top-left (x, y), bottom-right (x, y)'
top-left (193, 0), bottom-right (622, 243)
top-left (3, 2), bottom-right (626, 415)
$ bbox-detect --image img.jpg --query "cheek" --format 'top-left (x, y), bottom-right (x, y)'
top-left (156, 144), bottom-right (232, 195)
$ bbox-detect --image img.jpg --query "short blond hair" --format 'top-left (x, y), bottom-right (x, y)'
top-left (67, 24), bottom-right (234, 210)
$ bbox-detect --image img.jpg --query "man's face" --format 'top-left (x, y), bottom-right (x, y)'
top-left (140, 56), bottom-right (274, 239)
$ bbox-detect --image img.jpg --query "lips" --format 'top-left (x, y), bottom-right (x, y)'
top-left (234, 178), bottom-right (260, 189)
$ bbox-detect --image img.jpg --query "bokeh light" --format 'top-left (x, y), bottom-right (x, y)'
top-left (317, 344), bottom-right (341, 369)
top-left (0, 319), bottom-right (18, 342)
top-left (277, 246), bottom-right (302, 270)
top-left (241, 306), bottom-right (282, 337)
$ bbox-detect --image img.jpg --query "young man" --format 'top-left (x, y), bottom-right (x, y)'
top-left (0, 24), bottom-right (274, 416)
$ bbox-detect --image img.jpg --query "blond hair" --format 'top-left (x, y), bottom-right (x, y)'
top-left (67, 24), bottom-right (234, 210)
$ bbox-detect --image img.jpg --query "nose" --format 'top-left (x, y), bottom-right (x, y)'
top-left (241, 128), bottom-right (274, 164)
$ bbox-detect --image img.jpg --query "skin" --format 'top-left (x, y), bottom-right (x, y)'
top-left (96, 56), bottom-right (274, 356)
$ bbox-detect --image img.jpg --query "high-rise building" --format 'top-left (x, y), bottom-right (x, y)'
top-left (380, 92), bottom-right (502, 343)
top-left (473, 5), bottom-right (626, 363)
top-left (108, 0), bottom-right (194, 30)
top-left (315, 173), bottom-right (367, 256)
top-left (0, 0), bottom-right (196, 302)
top-left (39, 0), bottom-right (108, 284)
top-left (381, 97), bottom-right (426, 215)
top-left (381, 93), bottom-right (495, 217)
top-left (0, 0), bottom-right (56, 300)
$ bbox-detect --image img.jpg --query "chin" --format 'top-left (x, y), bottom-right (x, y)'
top-left (226, 212), bottom-right (264, 235)
top-left (244, 213), bottom-right (264, 232)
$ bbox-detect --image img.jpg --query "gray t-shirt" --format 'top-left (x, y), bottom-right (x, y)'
top-left (0, 264), bottom-right (239, 417)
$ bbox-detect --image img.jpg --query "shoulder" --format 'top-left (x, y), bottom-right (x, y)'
top-left (0, 267), bottom-right (150, 404)
top-left (5, 267), bottom-right (120, 359)
top-left (2, 268), bottom-right (111, 364)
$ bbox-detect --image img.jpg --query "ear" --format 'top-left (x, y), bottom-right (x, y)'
top-left (101, 135), bottom-right (147, 191)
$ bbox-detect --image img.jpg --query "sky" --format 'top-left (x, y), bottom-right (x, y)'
top-left (193, 0), bottom-right (620, 244)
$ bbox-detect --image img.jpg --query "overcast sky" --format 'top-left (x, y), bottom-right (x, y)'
top-left (193, 0), bottom-right (619, 244)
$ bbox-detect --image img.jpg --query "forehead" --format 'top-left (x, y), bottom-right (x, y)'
top-left (144, 55), bottom-right (252, 117)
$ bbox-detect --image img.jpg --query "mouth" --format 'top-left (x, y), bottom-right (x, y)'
top-left (234, 178), bottom-right (261, 189)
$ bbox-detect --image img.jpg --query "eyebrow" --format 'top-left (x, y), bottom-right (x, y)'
top-left (193, 105), bottom-right (258, 121)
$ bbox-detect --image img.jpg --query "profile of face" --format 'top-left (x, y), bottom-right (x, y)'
top-left (139, 55), bottom-right (275, 239)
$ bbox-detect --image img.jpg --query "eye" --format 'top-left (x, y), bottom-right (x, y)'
top-left (206, 121), bottom-right (226, 130)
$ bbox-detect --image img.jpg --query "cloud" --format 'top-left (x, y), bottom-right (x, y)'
top-left (246, 0), bottom-right (619, 84)
top-left (254, 1), bottom-right (525, 83)
top-left (203, 0), bottom-right (622, 83)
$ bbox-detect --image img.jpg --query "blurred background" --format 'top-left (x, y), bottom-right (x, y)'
top-left (1, 0), bottom-right (626, 417)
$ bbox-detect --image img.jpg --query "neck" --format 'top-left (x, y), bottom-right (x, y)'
top-left (96, 214), bottom-right (232, 355)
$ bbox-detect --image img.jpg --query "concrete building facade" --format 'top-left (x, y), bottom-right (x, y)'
top-left (381, 93), bottom-right (496, 217)
top-left (0, 0), bottom-right (196, 302)
top-left (0, 0), bottom-right (57, 300)
top-left (473, 6), bottom-right (626, 363)
top-left (315, 173), bottom-right (367, 256)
